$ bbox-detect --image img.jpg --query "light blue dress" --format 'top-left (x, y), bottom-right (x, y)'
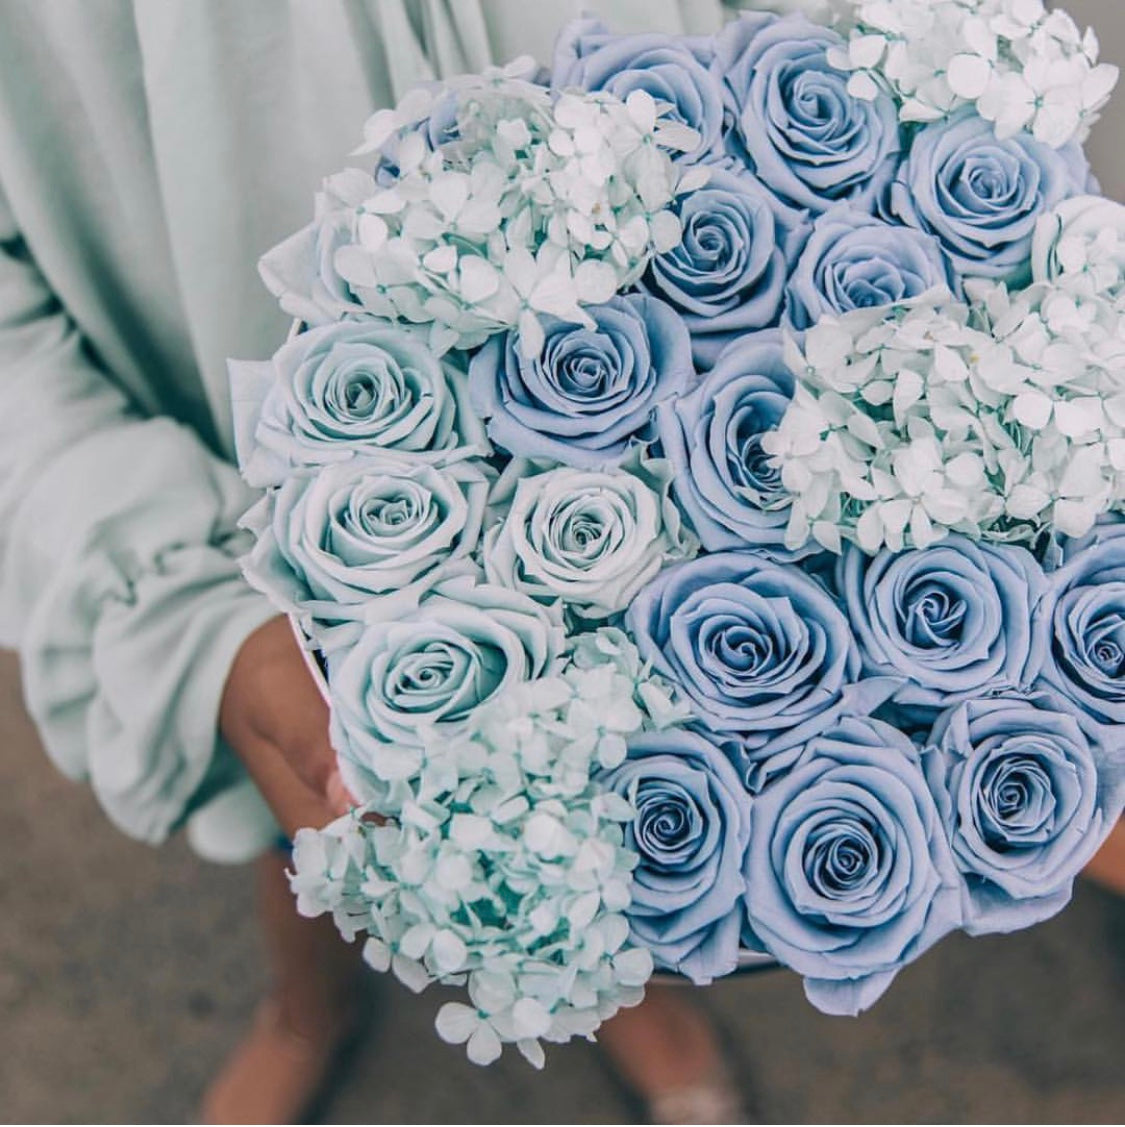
top-left (0, 0), bottom-right (747, 861)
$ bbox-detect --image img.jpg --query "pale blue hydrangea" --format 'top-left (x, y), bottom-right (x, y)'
top-left (763, 251), bottom-right (1125, 553)
top-left (289, 629), bottom-right (692, 1067)
top-left (831, 0), bottom-right (1118, 148)
top-left (286, 66), bottom-right (706, 360)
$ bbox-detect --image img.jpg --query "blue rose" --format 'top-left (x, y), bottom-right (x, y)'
top-left (468, 294), bottom-right (692, 468)
top-left (639, 164), bottom-right (809, 368)
top-left (924, 691), bottom-right (1122, 935)
top-left (599, 728), bottom-right (751, 984)
top-left (625, 551), bottom-right (860, 748)
top-left (715, 12), bottom-right (901, 213)
top-left (744, 715), bottom-right (962, 1015)
top-left (840, 536), bottom-right (1048, 714)
top-left (889, 107), bottom-right (1090, 280)
top-left (230, 321), bottom-right (487, 488)
top-left (328, 575), bottom-right (565, 805)
top-left (657, 331), bottom-right (795, 549)
top-left (1038, 521), bottom-right (1125, 724)
top-left (784, 207), bottom-right (953, 331)
top-left (552, 18), bottom-right (725, 162)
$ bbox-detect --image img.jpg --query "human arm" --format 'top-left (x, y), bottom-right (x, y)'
top-left (0, 178), bottom-right (343, 844)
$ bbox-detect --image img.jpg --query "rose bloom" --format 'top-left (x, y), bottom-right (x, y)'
top-left (482, 456), bottom-right (696, 619)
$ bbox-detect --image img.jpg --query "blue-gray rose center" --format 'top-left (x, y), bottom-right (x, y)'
top-left (978, 754), bottom-right (1057, 847)
top-left (635, 780), bottom-right (705, 868)
top-left (732, 410), bottom-right (783, 495)
top-left (902, 580), bottom-right (967, 648)
top-left (783, 69), bottom-right (852, 145)
top-left (804, 814), bottom-right (882, 897)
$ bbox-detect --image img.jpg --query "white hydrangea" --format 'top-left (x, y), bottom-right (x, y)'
top-left (1032, 194), bottom-right (1125, 301)
top-left (288, 629), bottom-right (692, 1068)
top-left (320, 64), bottom-right (702, 358)
top-left (830, 0), bottom-right (1119, 147)
top-left (764, 243), bottom-right (1125, 551)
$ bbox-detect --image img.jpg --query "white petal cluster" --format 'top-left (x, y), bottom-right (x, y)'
top-left (323, 66), bottom-right (701, 358)
top-left (289, 630), bottom-right (692, 1068)
top-left (1032, 194), bottom-right (1125, 302)
top-left (764, 218), bottom-right (1125, 551)
top-left (831, 0), bottom-right (1118, 147)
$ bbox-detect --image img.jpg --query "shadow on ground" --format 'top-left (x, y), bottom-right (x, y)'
top-left (2, 651), bottom-right (1123, 1124)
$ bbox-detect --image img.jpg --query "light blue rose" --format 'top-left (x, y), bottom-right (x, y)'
top-left (624, 551), bottom-right (860, 748)
top-left (889, 107), bottom-right (1090, 281)
top-left (924, 691), bottom-right (1123, 935)
top-left (599, 728), bottom-right (752, 984)
top-left (639, 164), bottom-right (809, 368)
top-left (482, 454), bottom-right (696, 620)
top-left (239, 455), bottom-right (491, 645)
top-left (715, 12), bottom-right (901, 213)
top-left (744, 715), bottom-right (962, 1016)
top-left (1038, 520), bottom-right (1125, 724)
top-left (230, 321), bottom-right (487, 488)
top-left (840, 536), bottom-right (1048, 714)
top-left (656, 331), bottom-right (794, 549)
top-left (328, 575), bottom-right (565, 804)
top-left (468, 294), bottom-right (693, 469)
top-left (784, 207), bottom-right (953, 331)
top-left (552, 18), bottom-right (725, 162)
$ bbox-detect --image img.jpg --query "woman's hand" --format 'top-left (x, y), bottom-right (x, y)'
top-left (219, 615), bottom-right (353, 838)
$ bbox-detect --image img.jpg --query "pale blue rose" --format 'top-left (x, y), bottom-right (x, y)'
top-left (328, 575), bottom-right (565, 804)
top-left (230, 321), bottom-right (487, 488)
top-left (785, 207), bottom-right (953, 331)
top-left (239, 455), bottom-right (491, 645)
top-left (468, 295), bottom-right (692, 469)
top-left (482, 454), bottom-right (696, 620)
top-left (551, 18), bottom-right (725, 162)
top-left (924, 691), bottom-right (1122, 935)
top-left (889, 107), bottom-right (1090, 281)
top-left (656, 332), bottom-right (794, 549)
top-left (1038, 520), bottom-right (1125, 724)
top-left (624, 551), bottom-right (860, 748)
top-left (639, 164), bottom-right (809, 367)
top-left (600, 728), bottom-right (751, 984)
top-left (840, 536), bottom-right (1048, 714)
top-left (715, 12), bottom-right (901, 213)
top-left (744, 715), bottom-right (962, 1015)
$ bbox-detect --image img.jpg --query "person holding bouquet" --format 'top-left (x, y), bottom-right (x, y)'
top-left (3, 1), bottom-right (1123, 1123)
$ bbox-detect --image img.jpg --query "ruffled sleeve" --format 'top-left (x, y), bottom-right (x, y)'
top-left (0, 181), bottom-right (278, 846)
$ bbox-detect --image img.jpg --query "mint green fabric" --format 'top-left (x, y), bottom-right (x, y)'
top-left (0, 0), bottom-right (741, 860)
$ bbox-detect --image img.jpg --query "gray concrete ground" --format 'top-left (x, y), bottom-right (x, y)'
top-left (5, 3), bottom-right (1125, 1122)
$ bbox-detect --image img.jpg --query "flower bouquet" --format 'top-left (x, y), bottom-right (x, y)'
top-left (230, 0), bottom-right (1125, 1067)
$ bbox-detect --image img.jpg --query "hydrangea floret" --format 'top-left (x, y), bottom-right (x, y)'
top-left (288, 629), bottom-right (692, 1067)
top-left (764, 202), bottom-right (1125, 553)
top-left (320, 63), bottom-right (704, 358)
top-left (830, 0), bottom-right (1119, 147)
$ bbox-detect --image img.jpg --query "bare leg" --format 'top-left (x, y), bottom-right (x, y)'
top-left (597, 983), bottom-right (745, 1123)
top-left (1084, 817), bottom-right (1125, 897)
top-left (200, 850), bottom-right (368, 1125)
